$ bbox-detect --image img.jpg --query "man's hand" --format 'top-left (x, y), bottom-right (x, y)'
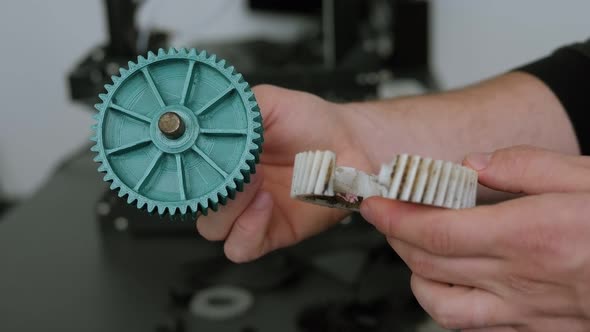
top-left (194, 71), bottom-right (581, 264)
top-left (195, 85), bottom-right (372, 263)
top-left (360, 146), bottom-right (590, 331)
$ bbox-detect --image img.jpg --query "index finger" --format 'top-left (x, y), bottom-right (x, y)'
top-left (360, 197), bottom-right (501, 257)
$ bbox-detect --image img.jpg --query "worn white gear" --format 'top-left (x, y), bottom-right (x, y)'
top-left (291, 151), bottom-right (478, 211)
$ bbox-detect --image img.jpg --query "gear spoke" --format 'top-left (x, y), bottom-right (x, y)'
top-left (176, 154), bottom-right (187, 200)
top-left (194, 86), bottom-right (235, 116)
top-left (191, 145), bottom-right (229, 178)
top-left (106, 138), bottom-right (152, 156)
top-left (110, 103), bottom-right (152, 123)
top-left (180, 60), bottom-right (197, 106)
top-left (200, 128), bottom-right (248, 136)
top-left (141, 67), bottom-right (166, 108)
top-left (134, 150), bottom-right (163, 191)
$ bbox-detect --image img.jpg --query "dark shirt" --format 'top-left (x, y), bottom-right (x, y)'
top-left (517, 39), bottom-right (590, 155)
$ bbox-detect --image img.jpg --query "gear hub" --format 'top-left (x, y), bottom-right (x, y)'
top-left (91, 48), bottom-right (263, 216)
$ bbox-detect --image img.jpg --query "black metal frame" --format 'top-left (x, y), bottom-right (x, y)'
top-left (68, 0), bottom-right (431, 106)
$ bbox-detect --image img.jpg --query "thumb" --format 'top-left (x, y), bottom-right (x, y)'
top-left (464, 145), bottom-right (590, 195)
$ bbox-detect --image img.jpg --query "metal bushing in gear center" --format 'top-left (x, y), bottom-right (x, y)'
top-left (91, 48), bottom-right (264, 217)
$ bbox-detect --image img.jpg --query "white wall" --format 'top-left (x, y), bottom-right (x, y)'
top-left (431, 0), bottom-right (590, 89)
top-left (0, 0), bottom-right (103, 199)
top-left (1, 0), bottom-right (590, 199)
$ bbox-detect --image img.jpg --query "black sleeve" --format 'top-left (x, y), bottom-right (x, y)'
top-left (515, 39), bottom-right (590, 155)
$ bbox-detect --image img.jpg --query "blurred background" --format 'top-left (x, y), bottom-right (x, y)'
top-left (0, 1), bottom-right (589, 331)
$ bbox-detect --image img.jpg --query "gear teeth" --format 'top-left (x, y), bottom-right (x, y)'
top-left (198, 201), bottom-right (208, 215)
top-left (227, 187), bottom-right (236, 200)
top-left (217, 193), bottom-right (228, 205)
top-left (91, 47), bottom-right (263, 218)
top-left (188, 203), bottom-right (198, 214)
top-left (136, 199), bottom-right (146, 209)
top-left (242, 169), bottom-right (252, 183)
top-left (146, 202), bottom-right (156, 213)
top-left (238, 82), bottom-right (249, 91)
top-left (208, 199), bottom-right (219, 212)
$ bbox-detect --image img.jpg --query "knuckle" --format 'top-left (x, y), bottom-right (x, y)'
top-left (432, 305), bottom-right (462, 330)
top-left (407, 251), bottom-right (435, 277)
top-left (426, 222), bottom-right (454, 255)
top-left (492, 146), bottom-right (539, 181)
top-left (224, 244), bottom-right (250, 264)
top-left (519, 225), bottom-right (565, 260)
top-left (196, 222), bottom-right (228, 242)
top-left (233, 218), bottom-right (259, 238)
top-left (433, 303), bottom-right (487, 330)
top-left (505, 273), bottom-right (547, 295)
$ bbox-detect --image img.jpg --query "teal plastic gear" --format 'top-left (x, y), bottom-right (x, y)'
top-left (91, 48), bottom-right (263, 216)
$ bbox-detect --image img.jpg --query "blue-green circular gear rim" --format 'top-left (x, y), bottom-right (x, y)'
top-left (91, 48), bottom-right (263, 217)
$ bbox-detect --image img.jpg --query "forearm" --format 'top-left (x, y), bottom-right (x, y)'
top-left (342, 72), bottom-right (579, 201)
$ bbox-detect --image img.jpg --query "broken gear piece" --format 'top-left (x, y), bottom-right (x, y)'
top-left (291, 150), bottom-right (477, 211)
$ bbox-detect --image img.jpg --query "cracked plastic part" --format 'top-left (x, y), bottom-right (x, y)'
top-left (291, 151), bottom-right (477, 211)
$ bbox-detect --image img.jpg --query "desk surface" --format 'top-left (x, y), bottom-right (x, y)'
top-left (0, 146), bottom-right (447, 332)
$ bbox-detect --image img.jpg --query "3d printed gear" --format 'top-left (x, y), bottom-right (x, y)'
top-left (91, 48), bottom-right (263, 216)
top-left (291, 151), bottom-right (477, 210)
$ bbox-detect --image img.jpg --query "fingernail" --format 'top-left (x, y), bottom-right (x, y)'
top-left (360, 200), bottom-right (374, 224)
top-left (252, 191), bottom-right (272, 211)
top-left (465, 152), bottom-right (492, 171)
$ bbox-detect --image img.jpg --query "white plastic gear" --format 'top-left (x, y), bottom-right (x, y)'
top-left (291, 150), bottom-right (478, 210)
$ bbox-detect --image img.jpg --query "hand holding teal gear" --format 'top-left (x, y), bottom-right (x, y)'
top-left (91, 48), bottom-right (263, 217)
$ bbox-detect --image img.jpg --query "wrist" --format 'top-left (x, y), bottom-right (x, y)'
top-left (337, 99), bottom-right (410, 172)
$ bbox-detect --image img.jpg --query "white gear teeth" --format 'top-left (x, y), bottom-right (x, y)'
top-left (410, 157), bottom-right (432, 203)
top-left (291, 151), bottom-right (336, 198)
top-left (291, 150), bottom-right (478, 210)
top-left (422, 159), bottom-right (443, 205)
